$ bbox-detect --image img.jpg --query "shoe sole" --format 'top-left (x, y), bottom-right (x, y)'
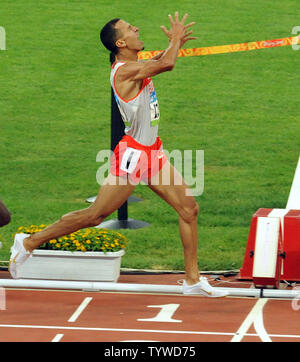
top-left (183, 291), bottom-right (228, 298)
top-left (183, 287), bottom-right (228, 298)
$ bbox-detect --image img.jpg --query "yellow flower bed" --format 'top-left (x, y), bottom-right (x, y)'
top-left (16, 225), bottom-right (128, 253)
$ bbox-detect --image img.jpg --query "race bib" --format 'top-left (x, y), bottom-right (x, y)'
top-left (148, 80), bottom-right (160, 126)
top-left (120, 147), bottom-right (142, 174)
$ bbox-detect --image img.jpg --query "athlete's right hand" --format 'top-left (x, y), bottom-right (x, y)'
top-left (117, 12), bottom-right (195, 82)
top-left (160, 12), bottom-right (197, 48)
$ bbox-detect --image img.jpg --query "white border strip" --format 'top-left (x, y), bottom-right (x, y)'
top-left (287, 156), bottom-right (300, 209)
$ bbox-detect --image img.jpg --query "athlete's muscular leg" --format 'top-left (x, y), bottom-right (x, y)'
top-left (24, 174), bottom-right (135, 252)
top-left (148, 160), bottom-right (200, 285)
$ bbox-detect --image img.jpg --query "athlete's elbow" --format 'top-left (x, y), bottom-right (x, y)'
top-left (160, 60), bottom-right (175, 72)
top-left (165, 64), bottom-right (175, 72)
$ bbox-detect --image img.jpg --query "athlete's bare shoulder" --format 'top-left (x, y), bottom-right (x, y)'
top-left (115, 60), bottom-right (140, 78)
top-left (115, 58), bottom-right (170, 82)
top-left (114, 61), bottom-right (144, 101)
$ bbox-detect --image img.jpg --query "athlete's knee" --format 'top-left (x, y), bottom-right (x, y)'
top-left (179, 201), bottom-right (199, 223)
top-left (82, 210), bottom-right (105, 228)
top-left (60, 208), bottom-right (104, 229)
top-left (84, 207), bottom-right (110, 227)
top-left (87, 212), bottom-right (107, 227)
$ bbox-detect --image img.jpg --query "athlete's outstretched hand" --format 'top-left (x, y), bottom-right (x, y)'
top-left (160, 12), bottom-right (197, 48)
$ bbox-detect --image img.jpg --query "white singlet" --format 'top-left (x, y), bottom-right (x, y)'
top-left (110, 62), bottom-right (160, 146)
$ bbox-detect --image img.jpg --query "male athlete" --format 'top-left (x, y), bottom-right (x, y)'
top-left (9, 12), bottom-right (227, 297)
top-left (0, 199), bottom-right (11, 227)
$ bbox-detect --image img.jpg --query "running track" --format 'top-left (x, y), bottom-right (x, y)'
top-left (0, 272), bottom-right (299, 342)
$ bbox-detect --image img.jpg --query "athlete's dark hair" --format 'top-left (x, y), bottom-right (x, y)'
top-left (100, 18), bottom-right (121, 55)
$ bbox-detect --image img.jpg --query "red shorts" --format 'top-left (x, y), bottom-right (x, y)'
top-left (110, 135), bottom-right (168, 184)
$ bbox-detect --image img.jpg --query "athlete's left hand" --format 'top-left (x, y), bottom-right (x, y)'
top-left (160, 13), bottom-right (197, 48)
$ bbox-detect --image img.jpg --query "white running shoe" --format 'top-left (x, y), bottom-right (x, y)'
top-left (182, 277), bottom-right (228, 297)
top-left (9, 233), bottom-right (31, 279)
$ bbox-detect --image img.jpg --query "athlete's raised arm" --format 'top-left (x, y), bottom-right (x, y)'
top-left (115, 12), bottom-right (196, 81)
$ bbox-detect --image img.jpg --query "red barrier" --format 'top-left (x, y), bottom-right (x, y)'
top-left (240, 208), bottom-right (300, 283)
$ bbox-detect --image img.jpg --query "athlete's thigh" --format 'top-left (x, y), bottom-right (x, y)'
top-left (88, 173), bottom-right (136, 217)
top-left (148, 160), bottom-right (196, 212)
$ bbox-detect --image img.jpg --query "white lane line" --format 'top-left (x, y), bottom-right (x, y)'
top-left (231, 298), bottom-right (270, 342)
top-left (0, 323), bottom-right (298, 339)
top-left (0, 324), bottom-right (235, 336)
top-left (52, 333), bottom-right (64, 342)
top-left (68, 297), bottom-right (93, 323)
top-left (253, 305), bottom-right (272, 342)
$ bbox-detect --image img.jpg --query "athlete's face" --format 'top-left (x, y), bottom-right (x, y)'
top-left (115, 20), bottom-right (144, 52)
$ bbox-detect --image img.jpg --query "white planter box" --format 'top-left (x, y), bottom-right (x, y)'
top-left (19, 249), bottom-right (125, 282)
